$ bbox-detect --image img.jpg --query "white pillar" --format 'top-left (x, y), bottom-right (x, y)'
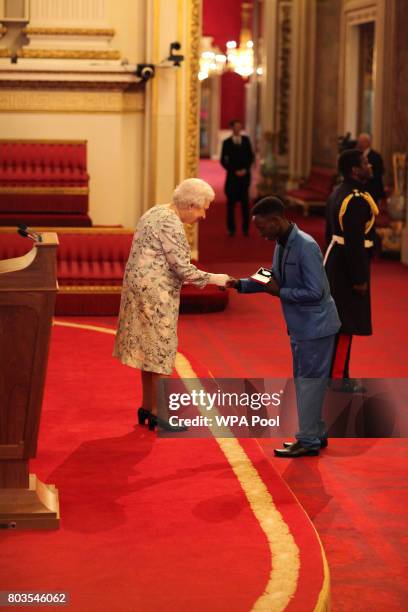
top-left (144, 0), bottom-right (201, 256)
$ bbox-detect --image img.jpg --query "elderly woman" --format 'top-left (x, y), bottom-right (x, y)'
top-left (113, 178), bottom-right (229, 431)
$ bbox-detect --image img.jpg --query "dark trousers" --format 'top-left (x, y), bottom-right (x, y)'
top-left (226, 192), bottom-right (249, 235)
top-left (290, 334), bottom-right (336, 449)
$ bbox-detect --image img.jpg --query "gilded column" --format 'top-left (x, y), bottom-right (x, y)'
top-left (260, 0), bottom-right (279, 138)
top-left (288, 0), bottom-right (316, 186)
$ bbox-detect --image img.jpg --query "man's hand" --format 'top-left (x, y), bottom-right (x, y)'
top-left (264, 277), bottom-right (280, 296)
top-left (235, 169), bottom-right (247, 177)
top-left (353, 282), bottom-right (368, 296)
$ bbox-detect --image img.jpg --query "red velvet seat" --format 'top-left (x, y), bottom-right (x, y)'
top-left (0, 230), bottom-right (229, 315)
top-left (0, 141), bottom-right (91, 226)
top-left (286, 167), bottom-right (336, 216)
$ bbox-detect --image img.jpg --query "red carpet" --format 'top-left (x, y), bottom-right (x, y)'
top-left (0, 322), bottom-right (329, 611)
top-left (197, 159), bottom-right (408, 610)
top-left (2, 160), bottom-right (407, 610)
top-left (198, 159), bottom-right (326, 262)
top-left (258, 438), bottom-right (408, 611)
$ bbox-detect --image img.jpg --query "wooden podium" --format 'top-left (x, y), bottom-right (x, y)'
top-left (0, 233), bottom-right (60, 529)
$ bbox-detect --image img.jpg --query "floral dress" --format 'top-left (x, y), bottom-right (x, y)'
top-left (113, 204), bottom-right (210, 374)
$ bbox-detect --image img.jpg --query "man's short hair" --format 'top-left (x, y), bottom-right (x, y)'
top-left (252, 196), bottom-right (285, 217)
top-left (338, 149), bottom-right (363, 178)
top-left (229, 119), bottom-right (242, 128)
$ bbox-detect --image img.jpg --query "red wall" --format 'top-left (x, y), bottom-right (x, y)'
top-left (202, 0), bottom-right (246, 129)
top-left (202, 0), bottom-right (241, 49)
top-left (220, 71), bottom-right (246, 129)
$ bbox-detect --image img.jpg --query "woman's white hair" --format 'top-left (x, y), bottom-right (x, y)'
top-left (172, 178), bottom-right (215, 209)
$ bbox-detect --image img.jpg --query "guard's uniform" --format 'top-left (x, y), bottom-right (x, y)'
top-left (324, 179), bottom-right (379, 377)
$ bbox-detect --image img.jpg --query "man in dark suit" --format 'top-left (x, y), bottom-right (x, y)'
top-left (220, 120), bottom-right (254, 236)
top-left (357, 133), bottom-right (385, 204)
top-left (325, 149), bottom-right (379, 387)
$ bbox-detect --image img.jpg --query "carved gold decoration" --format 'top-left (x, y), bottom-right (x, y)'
top-left (185, 0), bottom-right (201, 180)
top-left (23, 28), bottom-right (115, 37)
top-left (0, 187), bottom-right (89, 195)
top-left (175, 0), bottom-right (183, 184)
top-left (0, 49), bottom-right (11, 57)
top-left (123, 93), bottom-right (143, 113)
top-left (0, 90), bottom-right (144, 113)
top-left (184, 0), bottom-right (201, 256)
top-left (58, 285), bottom-right (122, 293)
top-left (20, 49), bottom-right (121, 60)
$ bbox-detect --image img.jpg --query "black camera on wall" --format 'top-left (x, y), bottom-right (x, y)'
top-left (135, 42), bottom-right (184, 82)
top-left (135, 64), bottom-right (155, 81)
top-left (167, 42), bottom-right (184, 67)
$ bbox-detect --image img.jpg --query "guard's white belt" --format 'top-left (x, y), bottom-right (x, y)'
top-left (324, 234), bottom-right (373, 266)
top-left (331, 234), bottom-right (373, 248)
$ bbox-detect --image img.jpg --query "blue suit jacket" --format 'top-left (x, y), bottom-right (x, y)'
top-left (239, 225), bottom-right (340, 341)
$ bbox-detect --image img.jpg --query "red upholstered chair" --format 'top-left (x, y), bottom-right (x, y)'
top-left (0, 229), bottom-right (229, 316)
top-left (0, 140), bottom-right (91, 226)
top-left (285, 167), bottom-right (336, 216)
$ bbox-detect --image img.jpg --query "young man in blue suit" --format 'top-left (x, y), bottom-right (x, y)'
top-left (227, 197), bottom-right (340, 457)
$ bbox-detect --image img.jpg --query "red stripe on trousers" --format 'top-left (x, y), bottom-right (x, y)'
top-left (332, 333), bottom-right (352, 378)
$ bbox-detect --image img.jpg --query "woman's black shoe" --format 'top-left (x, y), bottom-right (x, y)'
top-left (137, 407), bottom-right (152, 426)
top-left (147, 413), bottom-right (188, 433)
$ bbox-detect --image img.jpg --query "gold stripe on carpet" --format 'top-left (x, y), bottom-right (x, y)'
top-left (174, 352), bottom-right (300, 611)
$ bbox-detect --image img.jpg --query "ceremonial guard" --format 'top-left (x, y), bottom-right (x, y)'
top-left (325, 149), bottom-right (379, 383)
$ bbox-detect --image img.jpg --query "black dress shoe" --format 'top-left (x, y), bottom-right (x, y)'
top-left (282, 440), bottom-right (302, 450)
top-left (274, 445), bottom-right (319, 458)
top-left (283, 438), bottom-right (328, 449)
top-left (137, 407), bottom-right (152, 426)
top-left (147, 413), bottom-right (188, 433)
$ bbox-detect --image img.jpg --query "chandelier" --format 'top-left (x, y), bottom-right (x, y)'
top-left (198, 37), bottom-right (227, 81)
top-left (226, 1), bottom-right (254, 78)
top-left (199, 1), bottom-right (255, 81)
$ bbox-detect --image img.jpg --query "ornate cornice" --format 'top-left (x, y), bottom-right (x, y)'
top-left (20, 49), bottom-right (121, 60)
top-left (0, 90), bottom-right (144, 113)
top-left (346, 7), bottom-right (377, 25)
top-left (0, 186), bottom-right (89, 195)
top-left (0, 80), bottom-right (142, 93)
top-left (23, 27), bottom-right (115, 37)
